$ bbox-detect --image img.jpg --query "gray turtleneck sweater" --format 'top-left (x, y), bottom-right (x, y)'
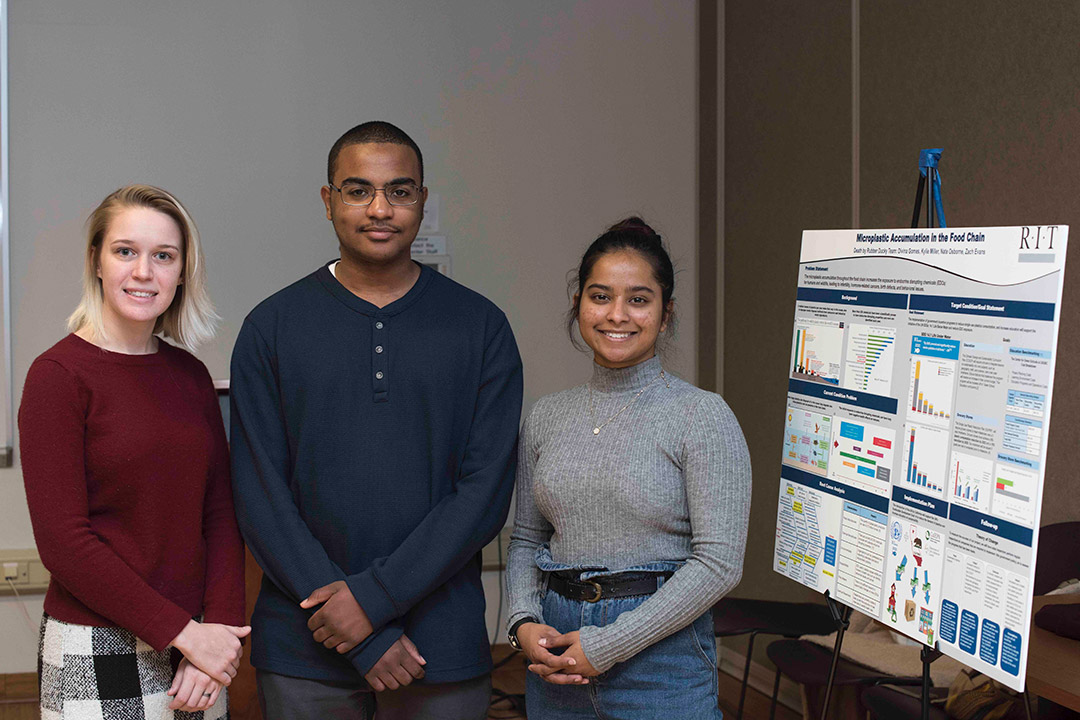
top-left (506, 355), bottom-right (751, 673)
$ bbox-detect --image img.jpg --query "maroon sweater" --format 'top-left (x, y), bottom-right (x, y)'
top-left (19, 334), bottom-right (245, 651)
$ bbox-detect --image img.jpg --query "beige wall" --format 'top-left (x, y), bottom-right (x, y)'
top-left (724, 0), bottom-right (1080, 668)
top-left (0, 1), bottom-right (699, 673)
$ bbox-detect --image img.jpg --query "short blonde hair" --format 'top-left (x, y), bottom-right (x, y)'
top-left (67, 184), bottom-right (219, 349)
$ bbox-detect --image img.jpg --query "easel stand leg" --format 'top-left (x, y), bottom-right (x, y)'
top-left (737, 630), bottom-right (759, 720)
top-left (926, 167), bottom-right (933, 229)
top-left (819, 594), bottom-right (853, 720)
top-left (920, 644), bottom-right (942, 720)
top-left (911, 173), bottom-right (926, 229)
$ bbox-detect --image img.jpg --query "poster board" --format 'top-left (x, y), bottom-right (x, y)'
top-left (773, 225), bottom-right (1068, 690)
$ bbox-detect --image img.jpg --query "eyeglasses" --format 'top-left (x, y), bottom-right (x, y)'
top-left (329, 182), bottom-right (422, 207)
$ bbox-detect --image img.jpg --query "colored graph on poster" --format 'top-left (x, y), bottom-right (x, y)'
top-left (906, 338), bottom-right (960, 428)
top-left (843, 324), bottom-right (897, 395)
top-left (949, 451), bottom-right (992, 513)
top-left (791, 319), bottom-right (844, 385)
top-left (993, 460), bottom-right (1038, 526)
top-left (901, 423), bottom-right (950, 496)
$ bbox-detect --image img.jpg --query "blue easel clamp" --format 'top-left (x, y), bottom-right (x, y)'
top-left (919, 148), bottom-right (947, 229)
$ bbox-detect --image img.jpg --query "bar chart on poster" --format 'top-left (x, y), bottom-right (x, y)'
top-left (900, 423), bottom-right (950, 496)
top-left (791, 318), bottom-right (845, 385)
top-left (907, 338), bottom-right (959, 426)
top-left (949, 451), bottom-right (993, 512)
top-left (772, 225), bottom-right (1068, 691)
top-left (843, 324), bottom-right (897, 394)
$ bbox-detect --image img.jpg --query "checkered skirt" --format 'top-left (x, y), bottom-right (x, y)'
top-left (38, 614), bottom-right (229, 720)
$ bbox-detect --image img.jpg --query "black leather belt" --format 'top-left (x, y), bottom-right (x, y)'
top-left (547, 572), bottom-right (673, 603)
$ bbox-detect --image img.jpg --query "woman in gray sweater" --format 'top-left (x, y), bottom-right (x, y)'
top-left (505, 217), bottom-right (752, 719)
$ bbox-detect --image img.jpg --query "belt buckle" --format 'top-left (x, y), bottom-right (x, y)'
top-left (585, 580), bottom-right (602, 603)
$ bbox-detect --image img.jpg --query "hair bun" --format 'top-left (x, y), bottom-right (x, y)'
top-left (607, 216), bottom-right (660, 242)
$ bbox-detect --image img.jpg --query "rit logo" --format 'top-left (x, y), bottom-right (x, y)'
top-left (1019, 226), bottom-right (1059, 250)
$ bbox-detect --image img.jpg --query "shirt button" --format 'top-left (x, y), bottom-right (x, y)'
top-left (375, 322), bottom-right (384, 329)
top-left (375, 371), bottom-right (384, 380)
top-left (375, 345), bottom-right (384, 354)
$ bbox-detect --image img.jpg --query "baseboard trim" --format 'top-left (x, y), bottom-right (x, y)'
top-left (0, 672), bottom-right (37, 703)
top-left (717, 646), bottom-right (802, 713)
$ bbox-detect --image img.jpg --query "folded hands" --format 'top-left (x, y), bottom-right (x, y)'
top-left (516, 623), bottom-right (599, 684)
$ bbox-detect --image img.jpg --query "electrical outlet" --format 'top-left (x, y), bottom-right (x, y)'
top-left (2, 560), bottom-right (29, 584)
top-left (0, 549), bottom-right (48, 593)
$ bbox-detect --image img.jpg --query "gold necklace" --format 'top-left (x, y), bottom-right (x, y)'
top-left (587, 370), bottom-right (666, 436)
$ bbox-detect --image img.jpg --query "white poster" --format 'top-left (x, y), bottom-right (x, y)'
top-left (772, 225), bottom-right (1068, 690)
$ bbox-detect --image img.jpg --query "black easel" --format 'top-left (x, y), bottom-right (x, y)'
top-left (818, 591), bottom-right (853, 720)
top-left (912, 148), bottom-right (945, 720)
top-left (817, 149), bottom-right (949, 720)
top-left (911, 148), bottom-right (945, 231)
top-left (912, 147), bottom-right (1037, 720)
top-left (918, 645), bottom-right (943, 720)
top-left (816, 592), bottom-right (943, 720)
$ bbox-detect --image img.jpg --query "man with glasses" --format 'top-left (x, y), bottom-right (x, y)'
top-left (231, 121), bottom-right (523, 719)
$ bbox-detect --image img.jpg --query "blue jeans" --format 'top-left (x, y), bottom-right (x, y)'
top-left (526, 575), bottom-right (722, 720)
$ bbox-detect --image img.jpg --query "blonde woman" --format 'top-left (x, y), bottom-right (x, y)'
top-left (19, 185), bottom-right (247, 719)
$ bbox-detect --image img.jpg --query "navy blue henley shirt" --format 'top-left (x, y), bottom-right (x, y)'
top-left (230, 262), bottom-right (523, 683)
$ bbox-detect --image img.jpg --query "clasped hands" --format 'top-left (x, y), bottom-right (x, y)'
top-left (517, 623), bottom-right (599, 684)
top-left (301, 580), bottom-right (427, 692)
top-left (168, 618), bottom-right (250, 711)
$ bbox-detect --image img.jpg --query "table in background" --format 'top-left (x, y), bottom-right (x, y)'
top-left (1026, 595), bottom-right (1080, 712)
